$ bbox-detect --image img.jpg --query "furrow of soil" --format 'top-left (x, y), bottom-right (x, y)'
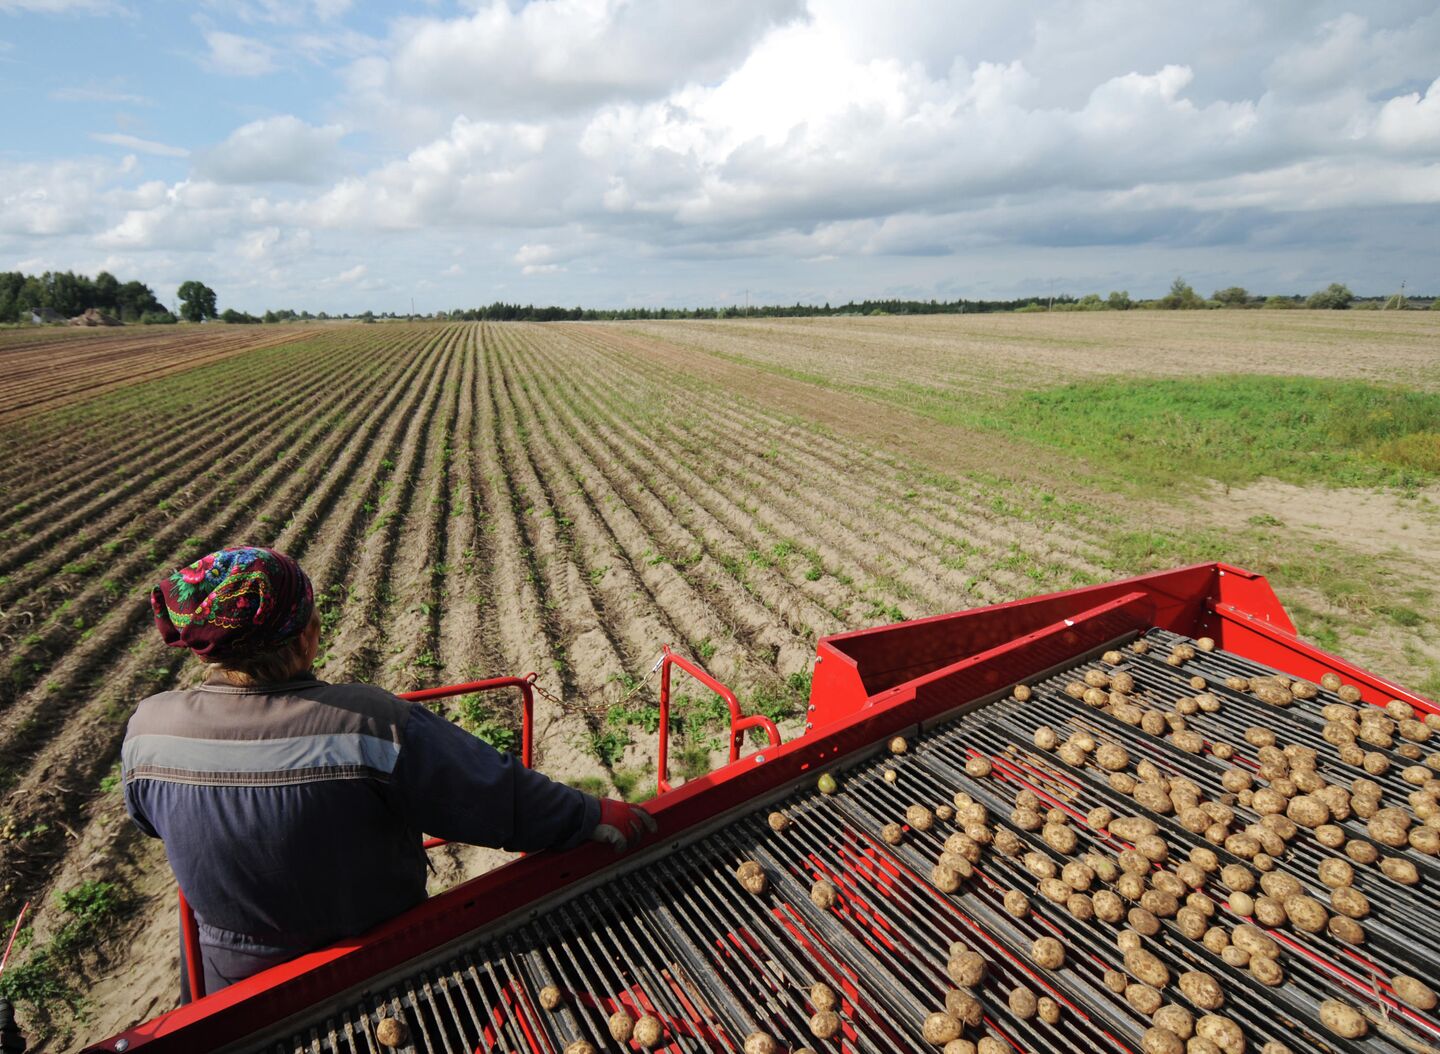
top-left (355, 329), bottom-right (468, 692)
top-left (0, 326), bottom-right (327, 423)
top-left (0, 338), bottom-right (374, 608)
top-left (0, 330), bottom-right (388, 526)
top-left (510, 327), bottom-right (824, 682)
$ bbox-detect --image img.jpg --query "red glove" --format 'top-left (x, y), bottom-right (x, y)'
top-left (591, 799), bottom-right (657, 853)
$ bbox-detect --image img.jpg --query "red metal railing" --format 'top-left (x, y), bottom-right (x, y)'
top-left (177, 674), bottom-right (537, 1001)
top-left (656, 644), bottom-right (782, 795)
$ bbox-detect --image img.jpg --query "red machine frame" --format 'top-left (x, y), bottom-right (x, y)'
top-left (90, 562), bottom-right (1436, 1053)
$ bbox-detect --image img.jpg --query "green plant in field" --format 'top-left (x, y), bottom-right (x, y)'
top-left (692, 637), bottom-right (717, 663)
top-left (0, 880), bottom-right (135, 1022)
top-left (675, 745), bottom-right (712, 783)
top-left (566, 776), bottom-right (608, 796)
top-left (586, 726), bottom-right (629, 768)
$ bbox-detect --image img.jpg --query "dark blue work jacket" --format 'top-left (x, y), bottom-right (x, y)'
top-left (122, 675), bottom-right (598, 992)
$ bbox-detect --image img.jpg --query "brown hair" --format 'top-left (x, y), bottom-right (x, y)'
top-left (209, 611), bottom-right (318, 687)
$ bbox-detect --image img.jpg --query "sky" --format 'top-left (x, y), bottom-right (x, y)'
top-left (1, 1), bottom-right (1437, 314)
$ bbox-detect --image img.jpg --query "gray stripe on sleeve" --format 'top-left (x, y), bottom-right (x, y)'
top-left (122, 732), bottom-right (401, 779)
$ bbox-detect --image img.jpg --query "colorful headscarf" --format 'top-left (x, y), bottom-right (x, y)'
top-left (152, 547), bottom-right (314, 660)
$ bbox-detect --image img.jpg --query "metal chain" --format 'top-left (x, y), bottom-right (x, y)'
top-left (527, 653), bottom-right (666, 716)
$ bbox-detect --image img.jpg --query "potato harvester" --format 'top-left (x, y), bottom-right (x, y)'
top-left (84, 563), bottom-right (1440, 1054)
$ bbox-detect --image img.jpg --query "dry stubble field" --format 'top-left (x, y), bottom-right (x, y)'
top-left (1, 312), bottom-right (1437, 1048)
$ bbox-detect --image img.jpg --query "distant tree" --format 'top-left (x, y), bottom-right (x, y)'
top-left (140, 310), bottom-right (177, 325)
top-left (1106, 290), bottom-right (1133, 310)
top-left (1158, 277), bottom-right (1204, 310)
top-left (1305, 283), bottom-right (1353, 310)
top-left (220, 308), bottom-right (260, 324)
top-left (1076, 293), bottom-right (1104, 310)
top-left (1263, 295), bottom-right (1298, 309)
top-left (93, 270), bottom-right (121, 313)
top-left (118, 279), bottom-right (163, 320)
top-left (1212, 286), bottom-right (1250, 307)
top-left (177, 280), bottom-right (218, 322)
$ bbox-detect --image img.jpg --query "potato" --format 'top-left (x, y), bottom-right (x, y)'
top-left (634, 1015), bottom-right (664, 1047)
top-left (1152, 872), bottom-right (1186, 898)
top-left (1111, 816), bottom-right (1159, 842)
top-left (940, 852), bottom-right (974, 878)
top-left (1224, 834), bottom-right (1261, 859)
top-left (736, 860), bottom-right (767, 894)
top-left (1094, 889), bottom-right (1126, 923)
top-left (1012, 807), bottom-right (1043, 831)
top-left (1225, 676), bottom-right (1249, 692)
top-left (1034, 725), bottom-right (1059, 750)
top-left (1133, 639), bottom-right (1152, 654)
top-left (1258, 873), bottom-right (1300, 900)
top-left (1043, 824), bottom-right (1078, 854)
top-left (1318, 1000), bottom-right (1367, 1039)
top-left (1232, 924), bottom-right (1278, 959)
top-left (1062, 861), bottom-right (1096, 891)
top-left (1219, 947), bottom-right (1250, 969)
top-left (1116, 873), bottom-right (1147, 902)
top-left (1320, 672), bottom-right (1343, 691)
top-left (1344, 839), bottom-right (1379, 865)
top-left (1142, 712), bottom-right (1169, 736)
top-left (993, 829), bottom-right (1023, 857)
top-left (811, 879), bottom-right (838, 909)
top-left (1086, 669), bottom-right (1111, 688)
top-left (959, 801), bottom-right (989, 825)
top-left (1024, 851), bottom-right (1057, 880)
top-left (1129, 907), bottom-right (1161, 936)
top-left (1392, 974), bottom-right (1437, 1011)
top-left (884, 769), bottom-right (900, 784)
top-left (1065, 681), bottom-right (1088, 699)
top-left (564, 1042), bottom-right (596, 1054)
top-left (1137, 835), bottom-right (1170, 863)
top-left (1125, 948), bottom-right (1169, 988)
top-left (1284, 795), bottom-right (1329, 828)
top-left (1228, 891), bottom-right (1255, 917)
top-left (1154, 1005), bottom-right (1195, 1040)
top-left (1172, 731), bottom-right (1205, 754)
top-left (1103, 968), bottom-right (1128, 993)
top-left (1202, 926), bottom-right (1230, 953)
top-left (1117, 929), bottom-right (1144, 954)
top-left (945, 989), bottom-right (984, 1027)
top-left (1187, 891), bottom-right (1216, 917)
top-left (1112, 772), bottom-right (1140, 794)
top-left (1411, 826), bottom-right (1440, 854)
top-left (1126, 984), bottom-right (1163, 1016)
top-left (809, 1011), bottom-right (841, 1040)
top-left (947, 950), bottom-right (987, 988)
top-left (1362, 753), bottom-right (1390, 776)
top-left (1220, 864), bottom-right (1255, 892)
top-left (881, 822), bottom-right (905, 846)
top-left (1012, 683), bottom-right (1033, 702)
top-left (609, 1010), bottom-right (637, 1042)
top-left (1142, 1028), bottom-right (1184, 1054)
top-left (1088, 806), bottom-right (1114, 830)
top-left (1097, 743), bottom-right (1130, 771)
top-left (1032, 936), bottom-right (1065, 969)
top-left (744, 1034), bottom-right (777, 1054)
top-left (965, 756), bottom-right (992, 778)
top-left (1176, 907), bottom-right (1207, 940)
top-left (1190, 846), bottom-right (1220, 872)
top-left (1316, 858), bottom-right (1353, 888)
top-left (539, 986), bottom-right (563, 1010)
top-left (1141, 890), bottom-right (1180, 918)
top-left (1261, 1042), bottom-right (1293, 1054)
top-left (1112, 670), bottom-right (1136, 693)
top-left (1314, 825), bottom-right (1346, 850)
top-left (818, 773), bottom-right (838, 795)
top-left (1008, 987), bottom-right (1038, 1020)
top-left (1253, 896), bottom-right (1287, 928)
top-left (1337, 684), bottom-right (1362, 703)
top-left (889, 735), bottom-right (909, 755)
top-left (1380, 856), bottom-right (1420, 884)
top-left (376, 1018), bottom-right (409, 1047)
top-left (1179, 972), bottom-right (1224, 1011)
top-left (1221, 769), bottom-right (1252, 793)
top-left (1249, 955), bottom-right (1284, 987)
top-left (907, 805), bottom-right (936, 832)
top-left (964, 823), bottom-right (992, 846)
top-left (922, 1013), bottom-right (963, 1046)
top-left (1328, 915), bottom-right (1366, 944)
top-left (1368, 814), bottom-right (1410, 848)
top-left (810, 982), bottom-right (839, 1012)
top-left (1195, 1015), bottom-right (1244, 1053)
top-left (1036, 995), bottom-right (1062, 1025)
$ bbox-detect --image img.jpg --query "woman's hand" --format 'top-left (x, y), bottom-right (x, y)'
top-left (590, 799), bottom-right (657, 852)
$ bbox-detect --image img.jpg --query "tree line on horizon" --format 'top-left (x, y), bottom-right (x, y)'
top-left (2, 269), bottom-right (1432, 327)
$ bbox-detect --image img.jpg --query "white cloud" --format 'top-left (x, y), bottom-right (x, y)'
top-left (1374, 77), bottom-right (1440, 152)
top-left (196, 115), bottom-right (345, 184)
top-left (333, 263), bottom-right (365, 282)
top-left (380, 0), bottom-right (803, 116)
top-left (203, 30), bottom-right (278, 76)
top-left (89, 132), bottom-right (189, 157)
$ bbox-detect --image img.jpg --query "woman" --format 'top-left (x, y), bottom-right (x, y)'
top-left (123, 546), bottom-right (654, 997)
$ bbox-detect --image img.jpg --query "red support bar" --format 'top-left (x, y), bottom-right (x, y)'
top-left (656, 645), bottom-right (782, 795)
top-left (175, 672), bottom-right (539, 996)
top-left (178, 889), bottom-right (205, 1003)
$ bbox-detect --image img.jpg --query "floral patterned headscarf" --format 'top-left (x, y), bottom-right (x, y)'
top-left (152, 547), bottom-right (314, 660)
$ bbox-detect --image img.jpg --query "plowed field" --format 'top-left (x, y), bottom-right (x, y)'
top-left (1, 315), bottom-right (1436, 1049)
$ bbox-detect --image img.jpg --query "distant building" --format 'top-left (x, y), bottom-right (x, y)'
top-left (68, 308), bottom-right (123, 327)
top-left (28, 307), bottom-right (65, 324)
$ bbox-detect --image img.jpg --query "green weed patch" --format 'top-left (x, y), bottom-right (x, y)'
top-left (988, 376), bottom-right (1440, 488)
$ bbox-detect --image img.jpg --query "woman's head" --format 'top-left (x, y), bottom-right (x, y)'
top-left (152, 547), bottom-right (318, 685)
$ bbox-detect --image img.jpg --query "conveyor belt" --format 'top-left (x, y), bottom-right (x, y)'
top-left (261, 630), bottom-right (1440, 1054)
